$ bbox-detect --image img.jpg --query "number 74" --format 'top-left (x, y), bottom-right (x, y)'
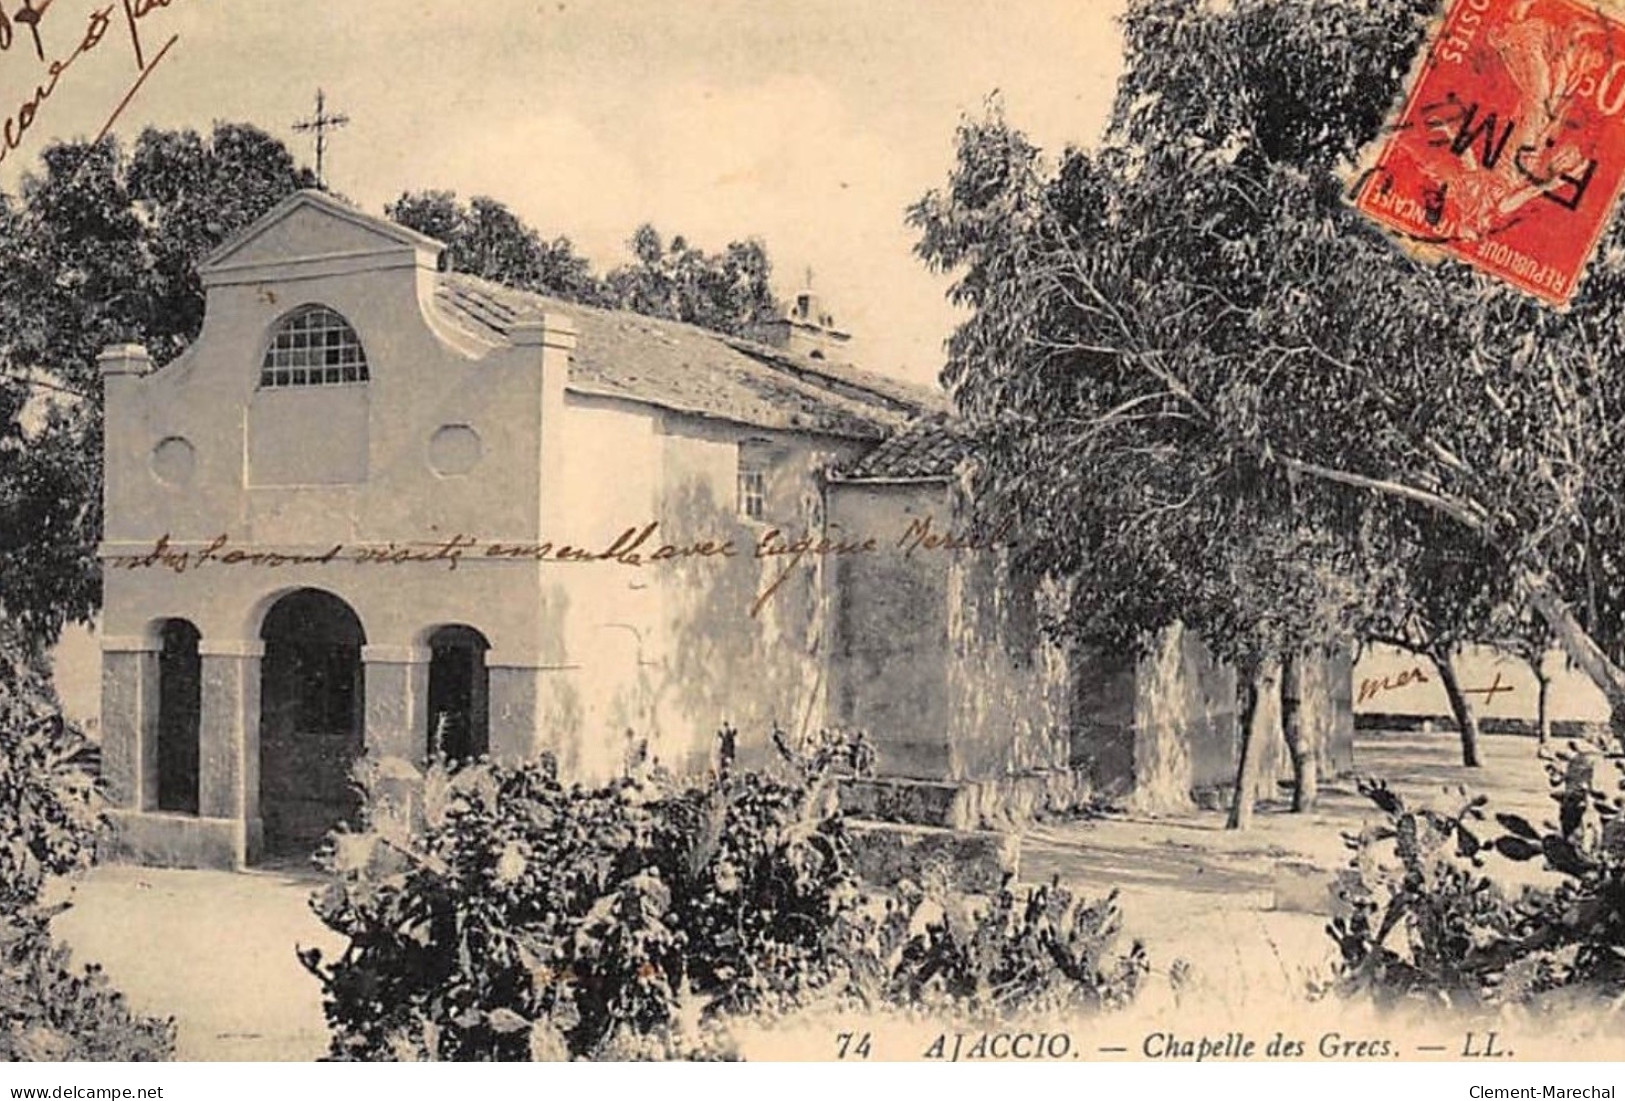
top-left (836, 1032), bottom-right (873, 1059)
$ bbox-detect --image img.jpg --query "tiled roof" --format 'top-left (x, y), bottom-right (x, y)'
top-left (717, 334), bottom-right (949, 417)
top-left (833, 415), bottom-right (970, 481)
top-left (432, 273), bottom-right (943, 440)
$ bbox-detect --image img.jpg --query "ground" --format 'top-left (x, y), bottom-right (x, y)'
top-left (51, 730), bottom-right (1571, 1061)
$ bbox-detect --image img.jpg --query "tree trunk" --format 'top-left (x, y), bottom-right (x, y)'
top-left (1227, 666), bottom-right (1269, 830)
top-left (1521, 574), bottom-right (1625, 746)
top-left (1281, 648), bottom-right (1317, 812)
top-left (1267, 463), bottom-right (1625, 748)
top-left (1431, 648), bottom-right (1482, 768)
top-left (1534, 660), bottom-right (1553, 747)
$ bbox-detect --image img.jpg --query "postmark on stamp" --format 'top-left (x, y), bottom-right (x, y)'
top-left (1352, 0), bottom-right (1625, 304)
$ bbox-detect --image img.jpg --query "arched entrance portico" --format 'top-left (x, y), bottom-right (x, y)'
top-left (258, 588), bottom-right (366, 859)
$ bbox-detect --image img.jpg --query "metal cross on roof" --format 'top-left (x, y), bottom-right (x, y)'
top-left (293, 89), bottom-right (349, 189)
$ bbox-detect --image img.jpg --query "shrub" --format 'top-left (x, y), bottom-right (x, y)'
top-left (0, 630), bottom-right (175, 1061)
top-left (1326, 746), bottom-right (1625, 1009)
top-left (1478, 745), bottom-right (1625, 997)
top-left (302, 728), bottom-right (1146, 1060)
top-left (0, 911), bottom-right (176, 1061)
top-left (0, 641), bottom-right (101, 914)
top-left (1324, 778), bottom-right (1514, 1007)
top-left (300, 750), bottom-right (856, 1060)
top-left (840, 877), bottom-right (1148, 1017)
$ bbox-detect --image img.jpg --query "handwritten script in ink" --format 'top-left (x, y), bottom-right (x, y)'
top-left (1356, 664), bottom-right (1516, 707)
top-left (104, 515), bottom-right (1020, 618)
top-left (0, 0), bottom-right (186, 169)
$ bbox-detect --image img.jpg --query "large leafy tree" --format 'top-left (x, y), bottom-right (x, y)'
top-left (605, 224), bottom-right (779, 337)
top-left (128, 124), bottom-right (316, 365)
top-left (0, 124), bottom-right (312, 645)
top-left (387, 195), bottom-right (783, 339)
top-left (1158, 486), bottom-right (1367, 825)
top-left (911, 0), bottom-right (1625, 746)
top-left (386, 190), bottom-right (604, 304)
top-left (1006, 399), bottom-right (1365, 819)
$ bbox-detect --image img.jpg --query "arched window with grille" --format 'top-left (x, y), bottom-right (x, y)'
top-left (259, 304), bottom-right (369, 388)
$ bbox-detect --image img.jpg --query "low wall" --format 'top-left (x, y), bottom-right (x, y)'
top-left (1356, 711), bottom-right (1609, 740)
top-left (103, 809), bottom-right (255, 870)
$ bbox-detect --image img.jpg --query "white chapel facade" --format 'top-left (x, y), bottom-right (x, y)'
top-left (96, 190), bottom-right (940, 867)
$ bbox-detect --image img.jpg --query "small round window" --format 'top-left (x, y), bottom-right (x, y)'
top-left (428, 425), bottom-right (483, 476)
top-left (151, 436), bottom-right (197, 486)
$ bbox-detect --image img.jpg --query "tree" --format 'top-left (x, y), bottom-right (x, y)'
top-left (908, 0), bottom-right (1625, 752)
top-left (1355, 505), bottom-right (1527, 766)
top-left (127, 124), bottom-right (317, 364)
top-left (1209, 518), bottom-right (1363, 827)
top-left (386, 190), bottom-right (603, 303)
top-left (605, 224), bottom-right (779, 337)
top-left (966, 350), bottom-right (1360, 821)
top-left (0, 125), bottom-right (311, 644)
top-left (385, 196), bottom-right (784, 336)
top-left (1505, 624), bottom-right (1560, 749)
top-left (907, 96), bottom-right (1370, 822)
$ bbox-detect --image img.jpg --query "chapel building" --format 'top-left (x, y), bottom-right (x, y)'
top-left (96, 190), bottom-right (1350, 870)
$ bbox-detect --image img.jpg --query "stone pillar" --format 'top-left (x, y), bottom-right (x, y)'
top-left (509, 314), bottom-right (578, 537)
top-left (99, 635), bottom-right (159, 810)
top-left (487, 656), bottom-right (542, 763)
top-left (198, 640), bottom-right (263, 864)
top-left (362, 645), bottom-right (431, 764)
top-left (97, 344), bottom-right (152, 545)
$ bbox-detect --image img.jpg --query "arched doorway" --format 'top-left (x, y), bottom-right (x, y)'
top-left (258, 589), bottom-right (366, 858)
top-left (426, 625), bottom-right (490, 764)
top-left (155, 618), bottom-right (201, 814)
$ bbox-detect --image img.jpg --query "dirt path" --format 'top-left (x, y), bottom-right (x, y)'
top-left (51, 863), bottom-right (341, 1060)
top-left (1022, 730), bottom-right (1559, 1008)
top-left (50, 729), bottom-right (1562, 1060)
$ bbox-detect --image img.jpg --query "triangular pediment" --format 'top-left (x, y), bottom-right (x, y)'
top-left (199, 190), bottom-right (444, 285)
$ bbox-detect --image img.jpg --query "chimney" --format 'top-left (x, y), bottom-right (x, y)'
top-left (749, 289), bottom-right (852, 364)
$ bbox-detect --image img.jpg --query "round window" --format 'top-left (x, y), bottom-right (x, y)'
top-left (428, 425), bottom-right (482, 476)
top-left (151, 436), bottom-right (197, 486)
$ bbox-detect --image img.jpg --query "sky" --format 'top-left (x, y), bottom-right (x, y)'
top-left (0, 0), bottom-right (1126, 387)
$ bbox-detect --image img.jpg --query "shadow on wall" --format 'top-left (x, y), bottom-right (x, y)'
top-left (579, 622), bottom-right (657, 776)
top-left (1077, 626), bottom-right (1352, 815)
top-left (1128, 624), bottom-right (1238, 813)
top-left (943, 545), bottom-right (1071, 781)
top-left (824, 483), bottom-right (954, 777)
top-left (658, 474), bottom-right (824, 777)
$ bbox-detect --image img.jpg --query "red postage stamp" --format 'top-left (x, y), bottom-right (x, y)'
top-left (1352, 0), bottom-right (1625, 304)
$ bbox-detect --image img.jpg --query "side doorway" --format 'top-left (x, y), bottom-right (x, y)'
top-left (426, 625), bottom-right (490, 765)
